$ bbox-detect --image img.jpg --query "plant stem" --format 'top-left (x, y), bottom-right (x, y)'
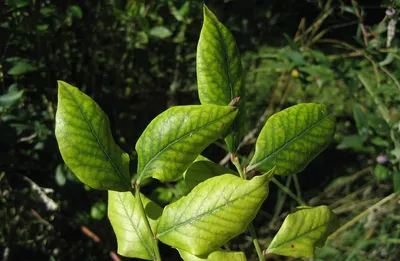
top-left (328, 192), bottom-right (398, 241)
top-left (231, 154), bottom-right (246, 179)
top-left (231, 154), bottom-right (265, 261)
top-left (271, 177), bottom-right (306, 206)
top-left (133, 186), bottom-right (162, 261)
top-left (248, 222), bottom-right (266, 261)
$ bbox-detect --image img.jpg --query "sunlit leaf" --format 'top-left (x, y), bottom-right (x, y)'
top-left (197, 5), bottom-right (245, 152)
top-left (266, 205), bottom-right (338, 258)
top-left (178, 248), bottom-right (247, 261)
top-left (157, 171), bottom-right (273, 255)
top-left (248, 103), bottom-right (335, 175)
top-left (108, 191), bottom-right (162, 260)
top-left (55, 81), bottom-right (131, 191)
top-left (135, 105), bottom-right (237, 182)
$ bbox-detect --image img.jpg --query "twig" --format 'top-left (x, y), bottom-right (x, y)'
top-left (352, 0), bottom-right (369, 45)
top-left (271, 177), bottom-right (306, 206)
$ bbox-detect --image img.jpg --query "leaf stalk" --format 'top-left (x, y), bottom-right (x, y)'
top-left (133, 185), bottom-right (162, 261)
top-left (231, 154), bottom-right (265, 261)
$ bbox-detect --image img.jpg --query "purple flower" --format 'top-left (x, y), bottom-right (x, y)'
top-left (376, 155), bottom-right (388, 164)
top-left (386, 8), bottom-right (396, 17)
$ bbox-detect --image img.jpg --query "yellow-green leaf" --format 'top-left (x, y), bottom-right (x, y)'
top-left (157, 171), bottom-right (273, 255)
top-left (197, 5), bottom-right (245, 152)
top-left (266, 205), bottom-right (338, 258)
top-left (178, 249), bottom-right (247, 261)
top-left (108, 191), bottom-right (162, 260)
top-left (135, 105), bottom-right (237, 182)
top-left (55, 81), bottom-right (130, 191)
top-left (183, 159), bottom-right (237, 191)
top-left (248, 103), bottom-right (335, 175)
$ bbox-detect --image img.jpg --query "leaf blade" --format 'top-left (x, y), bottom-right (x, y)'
top-left (157, 171), bottom-right (273, 255)
top-left (248, 103), bottom-right (335, 175)
top-left (183, 159), bottom-right (237, 191)
top-left (178, 249), bottom-right (247, 261)
top-left (135, 105), bottom-right (237, 182)
top-left (55, 81), bottom-right (130, 191)
top-left (108, 191), bottom-right (162, 260)
top-left (267, 205), bottom-right (338, 258)
top-left (197, 5), bottom-right (245, 152)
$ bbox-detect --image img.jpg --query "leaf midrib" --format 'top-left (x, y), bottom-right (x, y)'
top-left (116, 193), bottom-right (154, 259)
top-left (249, 112), bottom-right (332, 169)
top-left (207, 13), bottom-right (235, 100)
top-left (61, 84), bottom-right (130, 188)
top-left (138, 107), bottom-right (237, 180)
top-left (157, 176), bottom-right (266, 237)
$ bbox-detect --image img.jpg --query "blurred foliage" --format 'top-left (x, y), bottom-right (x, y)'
top-left (1, 0), bottom-right (400, 260)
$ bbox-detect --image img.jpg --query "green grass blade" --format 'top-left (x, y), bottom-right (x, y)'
top-left (108, 191), bottom-right (162, 260)
top-left (55, 81), bottom-right (130, 191)
top-left (248, 103), bottom-right (335, 175)
top-left (135, 105), bottom-right (237, 182)
top-left (266, 205), bottom-right (338, 258)
top-left (197, 5), bottom-right (245, 152)
top-left (156, 171), bottom-right (273, 255)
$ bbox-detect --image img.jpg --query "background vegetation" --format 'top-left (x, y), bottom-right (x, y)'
top-left (1, 0), bottom-right (400, 260)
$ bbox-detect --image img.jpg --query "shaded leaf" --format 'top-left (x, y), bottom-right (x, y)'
top-left (184, 159), bottom-right (237, 190)
top-left (0, 86), bottom-right (24, 108)
top-left (178, 249), bottom-right (247, 261)
top-left (8, 61), bottom-right (38, 75)
top-left (248, 103), bottom-right (335, 175)
top-left (108, 191), bottom-right (162, 260)
top-left (55, 81), bottom-right (131, 191)
top-left (352, 103), bottom-right (369, 136)
top-left (157, 171), bottom-right (273, 255)
top-left (267, 205), bottom-right (338, 258)
top-left (135, 105), bottom-right (237, 182)
top-left (197, 5), bottom-right (245, 152)
top-left (68, 5), bottom-right (83, 19)
top-left (149, 26), bottom-right (172, 39)
top-left (55, 164), bottom-right (66, 186)
top-left (90, 201), bottom-right (107, 220)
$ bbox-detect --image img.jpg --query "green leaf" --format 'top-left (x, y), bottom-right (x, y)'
top-left (68, 5), bottom-right (83, 19)
top-left (178, 249), bottom-right (247, 261)
top-left (55, 81), bottom-right (131, 191)
top-left (248, 103), bottom-right (335, 175)
top-left (393, 171), bottom-right (400, 194)
top-left (135, 105), bottom-right (237, 182)
top-left (157, 171), bottom-right (273, 255)
top-left (149, 26), bottom-right (172, 39)
top-left (183, 159), bottom-right (237, 191)
top-left (352, 103), bottom-right (369, 136)
top-left (374, 164), bottom-right (390, 181)
top-left (8, 61), bottom-right (38, 75)
top-left (55, 164), bottom-right (66, 186)
top-left (108, 191), bottom-right (162, 260)
top-left (267, 205), bottom-right (338, 258)
top-left (90, 201), bottom-right (107, 220)
top-left (197, 5), bottom-right (245, 152)
top-left (0, 87), bottom-right (23, 108)
top-left (336, 135), bottom-right (364, 150)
